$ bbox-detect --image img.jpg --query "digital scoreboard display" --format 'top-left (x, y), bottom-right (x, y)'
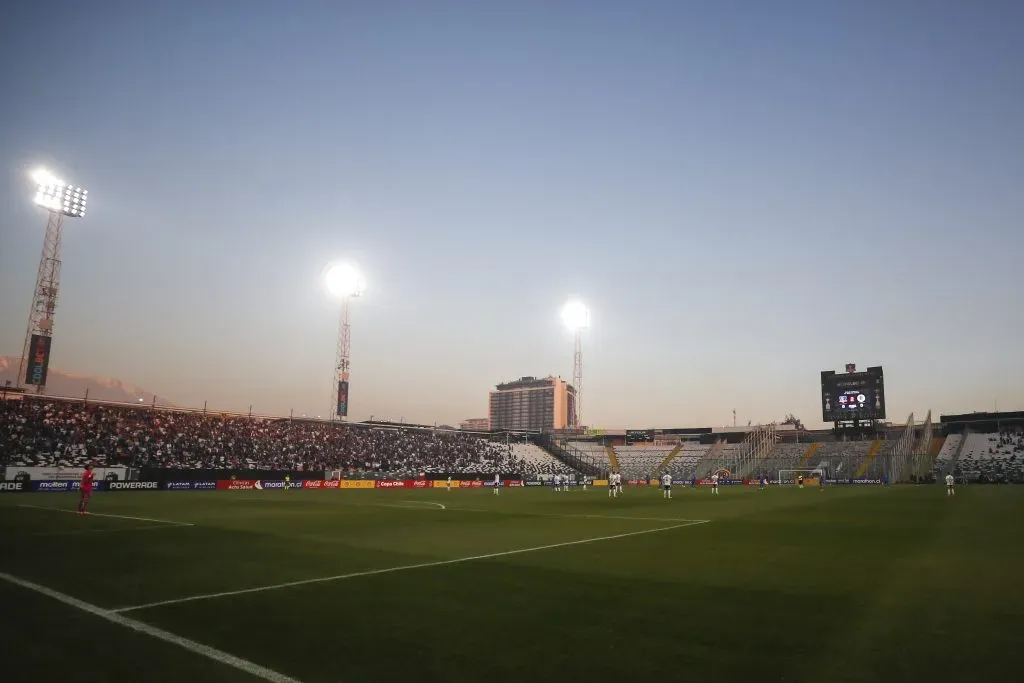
top-left (821, 366), bottom-right (885, 422)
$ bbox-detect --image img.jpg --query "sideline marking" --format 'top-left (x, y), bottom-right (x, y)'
top-left (18, 504), bottom-right (193, 527)
top-left (397, 500), bottom-right (446, 510)
top-left (0, 572), bottom-right (303, 683)
top-left (22, 524), bottom-right (193, 538)
top-left (113, 520), bottom-right (709, 613)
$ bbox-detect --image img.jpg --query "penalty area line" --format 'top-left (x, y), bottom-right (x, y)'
top-left (112, 519), bottom-right (709, 614)
top-left (0, 572), bottom-right (304, 683)
top-left (18, 504), bottom-right (194, 527)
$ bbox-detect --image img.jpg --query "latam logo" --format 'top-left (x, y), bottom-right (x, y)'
top-left (192, 481), bottom-right (217, 490)
top-left (109, 481), bottom-right (159, 490)
top-left (165, 481), bottom-right (193, 490)
top-left (0, 481), bottom-right (25, 492)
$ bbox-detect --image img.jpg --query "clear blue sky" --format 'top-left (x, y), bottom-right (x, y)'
top-left (1, 0), bottom-right (1022, 428)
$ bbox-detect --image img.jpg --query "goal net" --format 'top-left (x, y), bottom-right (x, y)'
top-left (778, 468), bottom-right (824, 485)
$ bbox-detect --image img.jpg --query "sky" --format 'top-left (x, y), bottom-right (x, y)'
top-left (1, 0), bottom-right (1023, 429)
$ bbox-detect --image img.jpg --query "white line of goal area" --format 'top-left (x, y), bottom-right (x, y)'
top-left (112, 518), bottom-right (710, 614)
top-left (0, 572), bottom-right (302, 683)
top-left (18, 504), bottom-right (194, 527)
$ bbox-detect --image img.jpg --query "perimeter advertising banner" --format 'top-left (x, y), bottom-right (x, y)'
top-left (25, 334), bottom-right (52, 386)
top-left (337, 380), bottom-right (349, 418)
top-left (338, 480), bottom-right (375, 489)
top-left (3, 466), bottom-right (128, 482)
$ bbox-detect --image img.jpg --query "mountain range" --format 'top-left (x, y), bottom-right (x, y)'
top-left (0, 355), bottom-right (171, 406)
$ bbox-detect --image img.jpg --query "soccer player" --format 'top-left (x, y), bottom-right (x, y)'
top-left (759, 475), bottom-right (768, 490)
top-left (661, 472), bottom-right (672, 499)
top-left (78, 463), bottom-right (95, 515)
top-left (614, 472), bottom-right (623, 498)
top-left (582, 476), bottom-right (588, 491)
top-left (284, 474), bottom-right (291, 491)
top-left (819, 473), bottom-right (824, 492)
top-left (493, 473), bottom-right (500, 495)
top-left (710, 472), bottom-right (719, 495)
top-left (945, 473), bottom-right (955, 496)
top-left (446, 476), bottom-right (452, 492)
top-left (797, 474), bottom-right (805, 489)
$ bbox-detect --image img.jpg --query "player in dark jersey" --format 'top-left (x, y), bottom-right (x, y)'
top-left (78, 464), bottom-right (95, 515)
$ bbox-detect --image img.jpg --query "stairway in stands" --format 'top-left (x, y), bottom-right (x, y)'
top-left (855, 440), bottom-right (883, 478)
top-left (799, 442), bottom-right (821, 468)
top-left (606, 446), bottom-right (620, 472)
top-left (653, 444), bottom-right (683, 476)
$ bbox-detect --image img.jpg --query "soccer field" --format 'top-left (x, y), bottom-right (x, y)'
top-left (2, 485), bottom-right (1023, 683)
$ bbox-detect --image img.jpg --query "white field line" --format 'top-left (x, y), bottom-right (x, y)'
top-left (23, 524), bottom-right (192, 538)
top-left (18, 504), bottom-right (194, 527)
top-left (0, 572), bottom-right (304, 683)
top-left (448, 508), bottom-right (710, 523)
top-left (113, 519), bottom-right (709, 614)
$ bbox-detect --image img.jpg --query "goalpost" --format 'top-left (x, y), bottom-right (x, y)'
top-left (777, 468), bottom-right (824, 485)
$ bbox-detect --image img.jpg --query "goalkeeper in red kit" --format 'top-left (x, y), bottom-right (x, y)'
top-left (78, 464), bottom-right (95, 515)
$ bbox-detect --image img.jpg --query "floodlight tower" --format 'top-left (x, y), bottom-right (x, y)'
top-left (560, 300), bottom-right (590, 428)
top-left (324, 262), bottom-right (366, 421)
top-left (17, 169), bottom-right (88, 392)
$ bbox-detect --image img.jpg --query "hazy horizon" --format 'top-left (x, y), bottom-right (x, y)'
top-left (2, 1), bottom-right (1023, 429)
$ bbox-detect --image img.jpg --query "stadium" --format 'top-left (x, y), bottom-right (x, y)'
top-left (4, 4), bottom-right (1024, 683)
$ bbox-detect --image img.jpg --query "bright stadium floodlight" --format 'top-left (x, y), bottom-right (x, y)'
top-left (17, 165), bottom-right (89, 394)
top-left (324, 261), bottom-right (366, 423)
top-left (324, 262), bottom-right (366, 299)
top-left (32, 167), bottom-right (88, 218)
top-left (561, 300), bottom-right (590, 331)
top-left (560, 299), bottom-right (590, 430)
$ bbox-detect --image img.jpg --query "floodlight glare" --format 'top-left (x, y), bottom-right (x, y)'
top-left (30, 167), bottom-right (88, 218)
top-left (561, 300), bottom-right (590, 331)
top-left (324, 262), bottom-right (366, 299)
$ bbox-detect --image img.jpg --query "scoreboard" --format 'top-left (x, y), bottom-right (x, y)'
top-left (820, 366), bottom-right (886, 422)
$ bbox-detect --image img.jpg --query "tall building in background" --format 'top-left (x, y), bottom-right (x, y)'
top-left (489, 376), bottom-right (576, 432)
top-left (459, 417), bottom-right (490, 432)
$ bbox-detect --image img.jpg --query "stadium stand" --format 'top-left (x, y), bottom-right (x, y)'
top-left (953, 432), bottom-right (1024, 483)
top-left (613, 445), bottom-right (675, 480)
top-left (563, 441), bottom-right (613, 470)
top-left (510, 442), bottom-right (575, 476)
top-left (932, 434), bottom-right (962, 478)
top-left (0, 398), bottom-right (581, 477)
top-left (664, 443), bottom-right (712, 481)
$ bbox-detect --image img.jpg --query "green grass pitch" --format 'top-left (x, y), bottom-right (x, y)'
top-left (2, 485), bottom-right (1023, 683)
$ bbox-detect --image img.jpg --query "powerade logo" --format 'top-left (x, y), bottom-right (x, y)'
top-left (0, 481), bottom-right (26, 492)
top-left (108, 481), bottom-right (159, 491)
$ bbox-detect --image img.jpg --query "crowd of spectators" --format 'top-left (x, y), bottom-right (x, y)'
top-left (0, 398), bottom-right (577, 477)
top-left (953, 431), bottom-right (1024, 483)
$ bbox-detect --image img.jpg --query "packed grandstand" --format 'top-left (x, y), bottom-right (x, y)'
top-left (1, 396), bottom-right (1022, 483)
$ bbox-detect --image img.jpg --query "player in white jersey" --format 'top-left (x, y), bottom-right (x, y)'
top-left (493, 473), bottom-right (501, 495)
top-left (710, 473), bottom-right (719, 495)
top-left (661, 472), bottom-right (673, 499)
top-left (608, 473), bottom-right (616, 498)
top-left (446, 476), bottom-right (452, 492)
top-left (581, 476), bottom-right (588, 491)
top-left (945, 473), bottom-right (955, 496)
top-left (553, 474), bottom-right (562, 492)
top-left (617, 472), bottom-right (624, 496)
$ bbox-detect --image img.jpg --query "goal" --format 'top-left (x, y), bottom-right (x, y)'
top-left (777, 468), bottom-right (824, 485)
